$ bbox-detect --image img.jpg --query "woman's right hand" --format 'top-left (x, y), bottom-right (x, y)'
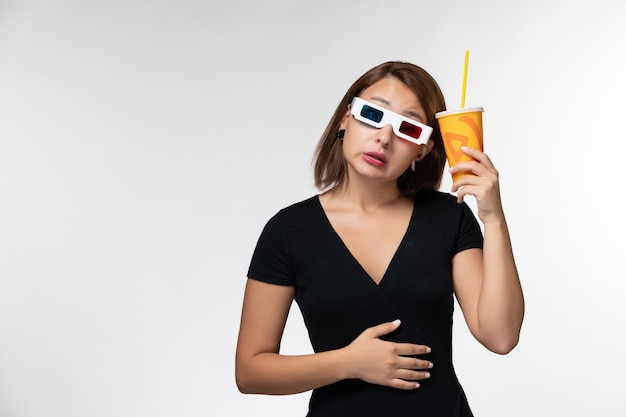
top-left (341, 319), bottom-right (433, 390)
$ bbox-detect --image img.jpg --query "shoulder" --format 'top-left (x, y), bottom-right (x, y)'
top-left (413, 189), bottom-right (457, 204)
top-left (261, 195), bottom-right (322, 234)
top-left (413, 190), bottom-right (466, 212)
top-left (269, 195), bottom-right (321, 222)
top-left (411, 190), bottom-right (483, 251)
top-left (278, 195), bottom-right (320, 214)
top-left (412, 190), bottom-right (479, 226)
top-left (249, 195), bottom-right (325, 272)
top-left (248, 197), bottom-right (321, 286)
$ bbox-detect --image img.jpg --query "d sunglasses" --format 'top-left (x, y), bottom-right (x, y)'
top-left (350, 97), bottom-right (433, 145)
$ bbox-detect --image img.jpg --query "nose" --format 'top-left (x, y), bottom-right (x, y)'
top-left (376, 124), bottom-right (394, 146)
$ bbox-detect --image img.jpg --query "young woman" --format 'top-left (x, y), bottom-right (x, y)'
top-left (236, 61), bottom-right (524, 416)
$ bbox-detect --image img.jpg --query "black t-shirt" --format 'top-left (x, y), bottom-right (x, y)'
top-left (248, 191), bottom-right (483, 417)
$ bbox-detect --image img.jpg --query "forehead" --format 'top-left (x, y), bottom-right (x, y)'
top-left (359, 77), bottom-right (425, 120)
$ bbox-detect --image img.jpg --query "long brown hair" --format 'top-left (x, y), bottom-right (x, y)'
top-left (313, 61), bottom-right (447, 195)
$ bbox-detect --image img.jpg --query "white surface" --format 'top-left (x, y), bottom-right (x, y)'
top-left (1, 0), bottom-right (625, 416)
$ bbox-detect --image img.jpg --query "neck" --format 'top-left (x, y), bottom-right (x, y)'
top-left (329, 175), bottom-right (404, 211)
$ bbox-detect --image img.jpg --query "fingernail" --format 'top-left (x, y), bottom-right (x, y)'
top-left (415, 382), bottom-right (420, 388)
top-left (392, 319), bottom-right (401, 326)
top-left (425, 372), bottom-right (431, 378)
top-left (428, 362), bottom-right (433, 369)
top-left (426, 347), bottom-right (431, 353)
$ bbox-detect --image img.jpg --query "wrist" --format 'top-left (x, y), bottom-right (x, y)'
top-left (333, 346), bottom-right (353, 380)
top-left (479, 209), bottom-right (506, 227)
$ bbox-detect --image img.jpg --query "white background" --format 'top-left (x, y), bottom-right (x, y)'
top-left (1, 0), bottom-right (625, 416)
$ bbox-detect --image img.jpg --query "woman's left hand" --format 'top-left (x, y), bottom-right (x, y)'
top-left (449, 146), bottom-right (504, 224)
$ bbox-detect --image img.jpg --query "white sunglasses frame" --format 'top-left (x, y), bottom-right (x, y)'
top-left (349, 97), bottom-right (433, 145)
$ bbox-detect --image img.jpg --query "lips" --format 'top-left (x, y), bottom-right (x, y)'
top-left (363, 152), bottom-right (387, 166)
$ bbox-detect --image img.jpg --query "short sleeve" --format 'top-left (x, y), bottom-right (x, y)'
top-left (247, 211), bottom-right (296, 286)
top-left (454, 202), bottom-right (483, 255)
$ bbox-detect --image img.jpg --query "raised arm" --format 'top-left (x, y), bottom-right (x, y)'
top-left (235, 278), bottom-right (433, 394)
top-left (450, 147), bottom-right (525, 354)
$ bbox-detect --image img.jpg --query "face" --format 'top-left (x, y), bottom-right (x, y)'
top-left (339, 77), bottom-right (434, 183)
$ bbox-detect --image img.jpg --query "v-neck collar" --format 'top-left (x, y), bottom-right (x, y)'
top-left (313, 195), bottom-right (416, 287)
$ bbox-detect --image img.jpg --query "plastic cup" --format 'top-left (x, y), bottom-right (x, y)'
top-left (435, 107), bottom-right (484, 182)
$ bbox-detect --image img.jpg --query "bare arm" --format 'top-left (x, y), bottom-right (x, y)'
top-left (450, 147), bottom-right (525, 354)
top-left (235, 279), bottom-right (433, 395)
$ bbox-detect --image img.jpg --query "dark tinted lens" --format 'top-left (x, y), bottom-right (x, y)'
top-left (360, 105), bottom-right (383, 123)
top-left (399, 121), bottom-right (422, 139)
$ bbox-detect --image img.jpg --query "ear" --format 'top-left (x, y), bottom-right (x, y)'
top-left (339, 104), bottom-right (351, 130)
top-left (416, 140), bottom-right (435, 161)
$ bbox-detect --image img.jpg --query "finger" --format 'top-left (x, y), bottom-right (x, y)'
top-left (365, 319), bottom-right (402, 338)
top-left (461, 147), bottom-right (499, 175)
top-left (388, 378), bottom-right (421, 390)
top-left (456, 184), bottom-right (481, 204)
top-left (449, 166), bottom-right (478, 188)
top-left (460, 146), bottom-right (493, 166)
top-left (450, 168), bottom-right (478, 185)
top-left (451, 160), bottom-right (489, 179)
top-left (396, 356), bottom-right (434, 371)
top-left (393, 342), bottom-right (432, 356)
top-left (458, 145), bottom-right (482, 158)
top-left (450, 168), bottom-right (481, 195)
top-left (396, 368), bottom-right (432, 381)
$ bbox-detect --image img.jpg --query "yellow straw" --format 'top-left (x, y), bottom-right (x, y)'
top-left (461, 50), bottom-right (469, 108)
